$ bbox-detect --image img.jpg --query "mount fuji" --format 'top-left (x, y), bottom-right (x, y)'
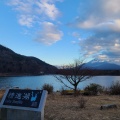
top-left (84, 61), bottom-right (120, 70)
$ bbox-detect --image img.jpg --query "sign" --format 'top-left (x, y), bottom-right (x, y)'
top-left (3, 89), bottom-right (42, 108)
top-left (0, 89), bottom-right (47, 112)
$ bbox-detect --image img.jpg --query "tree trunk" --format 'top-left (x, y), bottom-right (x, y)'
top-left (74, 85), bottom-right (78, 97)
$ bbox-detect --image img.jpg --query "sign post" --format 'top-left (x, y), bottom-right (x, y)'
top-left (0, 89), bottom-right (47, 120)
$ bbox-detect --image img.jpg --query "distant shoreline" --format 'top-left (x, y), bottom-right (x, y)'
top-left (0, 73), bottom-right (45, 77)
top-left (0, 73), bottom-right (120, 77)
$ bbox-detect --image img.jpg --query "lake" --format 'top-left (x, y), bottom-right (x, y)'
top-left (0, 75), bottom-right (120, 91)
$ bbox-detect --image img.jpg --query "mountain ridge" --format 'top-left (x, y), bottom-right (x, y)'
top-left (84, 61), bottom-right (120, 70)
top-left (0, 44), bottom-right (57, 75)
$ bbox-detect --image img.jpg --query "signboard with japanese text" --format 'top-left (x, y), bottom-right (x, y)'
top-left (0, 89), bottom-right (47, 112)
top-left (3, 89), bottom-right (42, 108)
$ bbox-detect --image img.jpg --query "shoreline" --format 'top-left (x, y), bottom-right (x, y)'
top-left (0, 73), bottom-right (46, 77)
top-left (0, 73), bottom-right (120, 77)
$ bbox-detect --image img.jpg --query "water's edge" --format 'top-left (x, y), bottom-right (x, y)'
top-left (0, 75), bottom-right (120, 91)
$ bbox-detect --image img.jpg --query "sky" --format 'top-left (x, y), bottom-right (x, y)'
top-left (0, 0), bottom-right (120, 66)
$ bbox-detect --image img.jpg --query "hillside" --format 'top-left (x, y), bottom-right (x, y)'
top-left (0, 44), bottom-right (57, 76)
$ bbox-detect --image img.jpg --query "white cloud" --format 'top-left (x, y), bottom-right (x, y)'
top-left (103, 0), bottom-right (120, 16)
top-left (8, 0), bottom-right (61, 27)
top-left (72, 0), bottom-right (120, 32)
top-left (8, 0), bottom-right (34, 13)
top-left (8, 0), bottom-right (63, 45)
top-left (18, 15), bottom-right (35, 27)
top-left (70, 0), bottom-right (120, 63)
top-left (35, 22), bottom-right (63, 45)
top-left (35, 0), bottom-right (60, 20)
top-left (79, 32), bottom-right (120, 63)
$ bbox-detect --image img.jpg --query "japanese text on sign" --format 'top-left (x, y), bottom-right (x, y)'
top-left (3, 89), bottom-right (43, 108)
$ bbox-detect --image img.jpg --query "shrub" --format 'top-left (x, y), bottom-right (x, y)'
top-left (102, 87), bottom-right (110, 95)
top-left (42, 84), bottom-right (54, 94)
top-left (61, 90), bottom-right (73, 95)
top-left (60, 87), bottom-right (80, 96)
top-left (84, 83), bottom-right (103, 95)
top-left (78, 96), bottom-right (87, 108)
top-left (61, 88), bottom-right (74, 95)
top-left (109, 81), bottom-right (120, 95)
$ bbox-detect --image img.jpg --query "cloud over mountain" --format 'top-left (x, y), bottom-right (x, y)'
top-left (70, 0), bottom-right (120, 64)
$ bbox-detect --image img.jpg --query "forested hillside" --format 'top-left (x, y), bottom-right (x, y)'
top-left (0, 45), bottom-right (57, 76)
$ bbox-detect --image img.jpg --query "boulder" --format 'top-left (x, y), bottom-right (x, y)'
top-left (100, 104), bottom-right (117, 110)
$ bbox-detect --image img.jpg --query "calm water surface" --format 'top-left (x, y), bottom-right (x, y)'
top-left (0, 75), bottom-right (120, 91)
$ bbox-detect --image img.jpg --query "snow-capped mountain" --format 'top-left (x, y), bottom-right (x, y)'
top-left (84, 61), bottom-right (120, 70)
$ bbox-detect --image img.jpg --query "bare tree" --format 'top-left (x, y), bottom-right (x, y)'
top-left (54, 59), bottom-right (93, 96)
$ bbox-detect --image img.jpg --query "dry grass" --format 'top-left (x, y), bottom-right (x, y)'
top-left (0, 90), bottom-right (120, 120)
top-left (45, 93), bottom-right (120, 120)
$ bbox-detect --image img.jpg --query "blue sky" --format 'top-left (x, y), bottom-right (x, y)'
top-left (0, 0), bottom-right (120, 66)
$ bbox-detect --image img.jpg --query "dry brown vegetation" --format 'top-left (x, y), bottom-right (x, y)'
top-left (0, 90), bottom-right (120, 120)
top-left (45, 93), bottom-right (120, 120)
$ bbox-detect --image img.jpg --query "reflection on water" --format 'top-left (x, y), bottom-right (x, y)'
top-left (0, 75), bottom-right (120, 91)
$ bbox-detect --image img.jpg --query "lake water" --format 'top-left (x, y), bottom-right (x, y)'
top-left (0, 75), bottom-right (120, 91)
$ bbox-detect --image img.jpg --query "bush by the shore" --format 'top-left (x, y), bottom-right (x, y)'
top-left (109, 81), bottom-right (120, 95)
top-left (83, 83), bottom-right (103, 95)
top-left (42, 84), bottom-right (54, 94)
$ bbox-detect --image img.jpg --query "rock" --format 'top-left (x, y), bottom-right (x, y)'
top-left (100, 104), bottom-right (117, 110)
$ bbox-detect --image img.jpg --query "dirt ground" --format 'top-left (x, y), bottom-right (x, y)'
top-left (45, 93), bottom-right (120, 120)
